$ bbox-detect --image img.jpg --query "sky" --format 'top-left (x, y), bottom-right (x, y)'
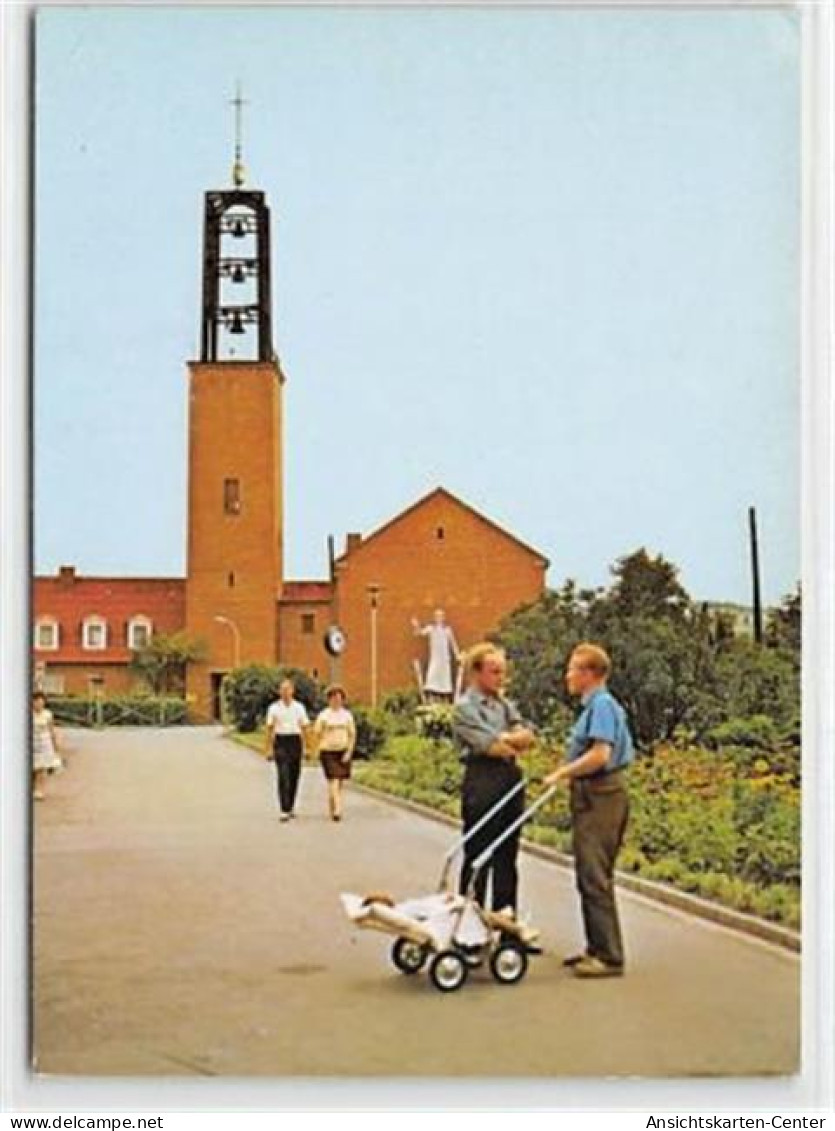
top-left (34, 6), bottom-right (800, 604)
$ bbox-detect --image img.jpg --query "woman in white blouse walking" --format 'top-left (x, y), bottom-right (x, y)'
top-left (313, 685), bottom-right (356, 822)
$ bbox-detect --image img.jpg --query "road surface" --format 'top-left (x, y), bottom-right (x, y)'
top-left (33, 727), bottom-right (800, 1077)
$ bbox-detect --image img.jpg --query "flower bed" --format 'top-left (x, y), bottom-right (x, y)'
top-left (353, 734), bottom-right (800, 930)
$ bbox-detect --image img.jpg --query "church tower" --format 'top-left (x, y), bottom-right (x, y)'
top-left (185, 89), bottom-right (285, 717)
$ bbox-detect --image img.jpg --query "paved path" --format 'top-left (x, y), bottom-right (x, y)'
top-left (33, 727), bottom-right (799, 1077)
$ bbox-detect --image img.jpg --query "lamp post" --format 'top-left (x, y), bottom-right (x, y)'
top-left (366, 584), bottom-right (382, 708)
top-left (213, 615), bottom-right (241, 669)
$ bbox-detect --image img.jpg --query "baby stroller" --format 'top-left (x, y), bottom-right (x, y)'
top-left (340, 778), bottom-right (556, 993)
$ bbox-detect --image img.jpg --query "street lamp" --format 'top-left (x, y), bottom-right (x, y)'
top-left (213, 615), bottom-right (241, 669)
top-left (366, 584), bottom-right (382, 708)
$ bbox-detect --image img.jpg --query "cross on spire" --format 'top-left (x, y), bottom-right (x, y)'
top-left (230, 81), bottom-right (248, 187)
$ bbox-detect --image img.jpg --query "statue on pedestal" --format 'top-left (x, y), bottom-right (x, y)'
top-left (411, 609), bottom-right (461, 702)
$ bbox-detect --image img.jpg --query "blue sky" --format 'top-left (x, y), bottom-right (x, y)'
top-left (34, 6), bottom-right (800, 603)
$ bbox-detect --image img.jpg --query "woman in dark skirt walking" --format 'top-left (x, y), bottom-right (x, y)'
top-left (313, 685), bottom-right (356, 822)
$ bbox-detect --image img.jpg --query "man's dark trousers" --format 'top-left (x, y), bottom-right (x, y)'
top-left (570, 771), bottom-right (629, 967)
top-left (459, 757), bottom-right (524, 911)
top-left (273, 734), bottom-right (303, 814)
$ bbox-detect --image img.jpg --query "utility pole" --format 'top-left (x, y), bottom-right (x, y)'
top-left (748, 506), bottom-right (763, 645)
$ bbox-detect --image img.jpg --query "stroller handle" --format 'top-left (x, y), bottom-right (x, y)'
top-left (465, 783), bottom-right (558, 901)
top-left (437, 775), bottom-right (528, 891)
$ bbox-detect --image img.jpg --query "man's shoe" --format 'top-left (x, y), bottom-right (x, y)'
top-left (572, 955), bottom-right (624, 978)
top-left (562, 952), bottom-right (590, 968)
top-left (279, 812), bottom-right (291, 822)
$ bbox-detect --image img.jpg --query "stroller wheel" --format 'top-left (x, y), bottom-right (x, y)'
top-left (429, 949), bottom-right (469, 993)
top-left (391, 937), bottom-right (428, 975)
top-left (490, 942), bottom-right (529, 985)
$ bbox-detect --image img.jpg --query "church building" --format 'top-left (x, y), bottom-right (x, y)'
top-left (33, 135), bottom-right (548, 717)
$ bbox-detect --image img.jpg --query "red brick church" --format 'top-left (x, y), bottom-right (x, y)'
top-left (33, 145), bottom-right (548, 718)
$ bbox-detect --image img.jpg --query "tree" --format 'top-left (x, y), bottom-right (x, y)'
top-left (714, 641), bottom-right (799, 730)
top-left (495, 582), bottom-right (589, 728)
top-left (495, 550), bottom-right (799, 750)
top-left (607, 548), bottom-right (691, 620)
top-left (129, 632), bottom-right (206, 695)
top-left (766, 585), bottom-right (801, 655)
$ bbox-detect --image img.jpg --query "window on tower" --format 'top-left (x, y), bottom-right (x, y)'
top-left (223, 478), bottom-right (241, 515)
top-left (301, 613), bottom-right (316, 635)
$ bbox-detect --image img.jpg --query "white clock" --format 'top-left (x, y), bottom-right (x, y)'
top-left (324, 625), bottom-right (347, 656)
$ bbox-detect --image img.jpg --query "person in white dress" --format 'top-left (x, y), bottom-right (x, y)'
top-left (411, 609), bottom-right (461, 701)
top-left (32, 691), bottom-right (62, 800)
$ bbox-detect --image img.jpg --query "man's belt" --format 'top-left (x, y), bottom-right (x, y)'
top-left (572, 767), bottom-right (626, 791)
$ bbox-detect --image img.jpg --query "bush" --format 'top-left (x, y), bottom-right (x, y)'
top-left (350, 706), bottom-right (389, 760)
top-left (48, 696), bottom-right (93, 727)
top-left (734, 782), bottom-right (801, 887)
top-left (415, 703), bottom-right (455, 742)
top-left (381, 687), bottom-right (422, 716)
top-left (223, 664), bottom-right (326, 732)
top-left (355, 734), bottom-right (462, 808)
top-left (706, 715), bottom-right (781, 751)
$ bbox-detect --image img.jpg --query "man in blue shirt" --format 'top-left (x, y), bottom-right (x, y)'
top-left (544, 643), bottom-right (634, 977)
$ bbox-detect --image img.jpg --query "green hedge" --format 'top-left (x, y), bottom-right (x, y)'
top-left (48, 694), bottom-right (188, 727)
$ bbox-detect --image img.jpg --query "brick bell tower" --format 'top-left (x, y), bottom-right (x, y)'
top-left (185, 88), bottom-right (285, 718)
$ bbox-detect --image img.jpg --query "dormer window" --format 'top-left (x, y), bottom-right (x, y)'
top-left (82, 616), bottom-right (108, 651)
top-left (34, 617), bottom-right (59, 651)
top-left (128, 616), bottom-right (153, 651)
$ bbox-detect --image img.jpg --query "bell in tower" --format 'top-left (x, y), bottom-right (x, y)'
top-left (199, 84), bottom-right (274, 363)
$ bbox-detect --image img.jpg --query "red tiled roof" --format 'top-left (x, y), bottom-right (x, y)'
top-left (33, 572), bottom-right (186, 664)
top-left (280, 579), bottom-right (333, 604)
